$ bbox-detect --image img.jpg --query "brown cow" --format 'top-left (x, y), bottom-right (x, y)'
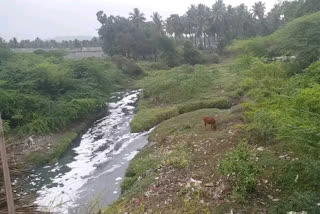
top-left (203, 116), bottom-right (217, 131)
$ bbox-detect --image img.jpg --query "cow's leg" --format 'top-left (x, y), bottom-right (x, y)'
top-left (213, 124), bottom-right (217, 131)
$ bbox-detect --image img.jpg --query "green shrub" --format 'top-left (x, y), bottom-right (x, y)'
top-left (203, 53), bottom-right (220, 64)
top-left (161, 51), bottom-right (182, 68)
top-left (183, 41), bottom-right (204, 65)
top-left (0, 51), bottom-right (124, 135)
top-left (166, 147), bottom-right (190, 169)
top-left (33, 49), bottom-right (66, 58)
top-left (219, 141), bottom-right (261, 201)
top-left (149, 62), bottom-right (170, 70)
top-left (111, 55), bottom-right (144, 76)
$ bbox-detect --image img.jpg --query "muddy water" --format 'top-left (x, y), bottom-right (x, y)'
top-left (25, 90), bottom-right (151, 213)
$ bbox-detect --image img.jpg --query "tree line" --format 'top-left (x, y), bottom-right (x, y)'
top-left (0, 37), bottom-right (101, 49)
top-left (97, 0), bottom-right (320, 60)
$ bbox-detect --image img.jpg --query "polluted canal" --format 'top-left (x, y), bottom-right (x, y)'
top-left (25, 90), bottom-right (152, 213)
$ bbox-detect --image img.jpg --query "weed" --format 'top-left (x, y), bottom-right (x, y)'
top-left (219, 141), bottom-right (261, 202)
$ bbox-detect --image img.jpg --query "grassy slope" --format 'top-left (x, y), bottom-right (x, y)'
top-left (103, 59), bottom-right (260, 213)
top-left (131, 60), bottom-right (241, 132)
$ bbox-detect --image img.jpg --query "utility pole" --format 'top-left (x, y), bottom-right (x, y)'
top-left (0, 114), bottom-right (15, 214)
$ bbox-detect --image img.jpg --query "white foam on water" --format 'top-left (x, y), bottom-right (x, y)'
top-left (34, 90), bottom-right (149, 213)
top-left (123, 151), bottom-right (139, 161)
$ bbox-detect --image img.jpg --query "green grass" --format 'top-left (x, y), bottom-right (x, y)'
top-left (26, 132), bottom-right (77, 166)
top-left (131, 61), bottom-right (239, 132)
top-left (229, 54), bottom-right (320, 212)
top-left (0, 47), bottom-right (130, 136)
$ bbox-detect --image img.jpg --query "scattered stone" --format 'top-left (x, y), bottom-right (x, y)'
top-left (287, 212), bottom-right (307, 214)
top-left (190, 178), bottom-right (202, 186)
top-left (205, 183), bottom-right (214, 187)
top-left (272, 198), bottom-right (280, 202)
top-left (295, 174), bottom-right (299, 183)
top-left (257, 147), bottom-right (264, 151)
top-left (267, 195), bottom-right (274, 200)
top-left (279, 154), bottom-right (289, 159)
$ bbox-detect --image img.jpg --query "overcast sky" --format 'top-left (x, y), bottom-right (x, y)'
top-left (0, 0), bottom-right (280, 41)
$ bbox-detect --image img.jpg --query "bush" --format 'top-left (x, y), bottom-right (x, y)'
top-left (111, 55), bottom-right (144, 76)
top-left (166, 148), bottom-right (190, 169)
top-left (219, 141), bottom-right (261, 201)
top-left (203, 53), bottom-right (220, 64)
top-left (33, 49), bottom-right (66, 58)
top-left (0, 51), bottom-right (124, 135)
top-left (161, 51), bottom-right (182, 68)
top-left (183, 41), bottom-right (204, 65)
top-left (149, 62), bottom-right (170, 70)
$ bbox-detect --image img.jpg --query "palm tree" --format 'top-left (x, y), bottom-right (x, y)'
top-left (252, 1), bottom-right (266, 20)
top-left (195, 4), bottom-right (210, 49)
top-left (166, 14), bottom-right (184, 39)
top-left (151, 12), bottom-right (164, 35)
top-left (186, 5), bottom-right (198, 45)
top-left (129, 8), bottom-right (146, 28)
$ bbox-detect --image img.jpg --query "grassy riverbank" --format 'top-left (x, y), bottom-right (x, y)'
top-left (0, 46), bottom-right (136, 166)
top-left (104, 58), bottom-right (249, 213)
top-left (131, 60), bottom-right (241, 133)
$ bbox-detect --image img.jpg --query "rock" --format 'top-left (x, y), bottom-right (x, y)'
top-left (190, 178), bottom-right (202, 186)
top-left (257, 147), bottom-right (264, 151)
top-left (295, 174), bottom-right (299, 183)
top-left (272, 198), bottom-right (280, 202)
top-left (205, 183), bottom-right (214, 187)
top-left (287, 212), bottom-right (307, 214)
top-left (279, 154), bottom-right (289, 159)
top-left (267, 195), bottom-right (274, 200)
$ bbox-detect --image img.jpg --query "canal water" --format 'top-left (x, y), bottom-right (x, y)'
top-left (26, 90), bottom-right (151, 213)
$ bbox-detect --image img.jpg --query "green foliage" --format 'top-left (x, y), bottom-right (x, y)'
top-left (131, 106), bottom-right (179, 133)
top-left (166, 146), bottom-right (191, 169)
top-left (120, 177), bottom-right (137, 193)
top-left (237, 49), bottom-right (320, 211)
top-left (111, 55), bottom-right (144, 76)
top-left (183, 41), bottom-right (204, 65)
top-left (139, 65), bottom-right (213, 104)
top-left (203, 53), bottom-right (220, 64)
top-left (33, 49), bottom-right (66, 58)
top-left (120, 147), bottom-right (163, 193)
top-left (0, 50), bottom-right (125, 135)
top-left (149, 62), bottom-right (170, 70)
top-left (219, 141), bottom-right (261, 201)
top-left (271, 191), bottom-right (320, 214)
top-left (231, 12), bottom-right (320, 68)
